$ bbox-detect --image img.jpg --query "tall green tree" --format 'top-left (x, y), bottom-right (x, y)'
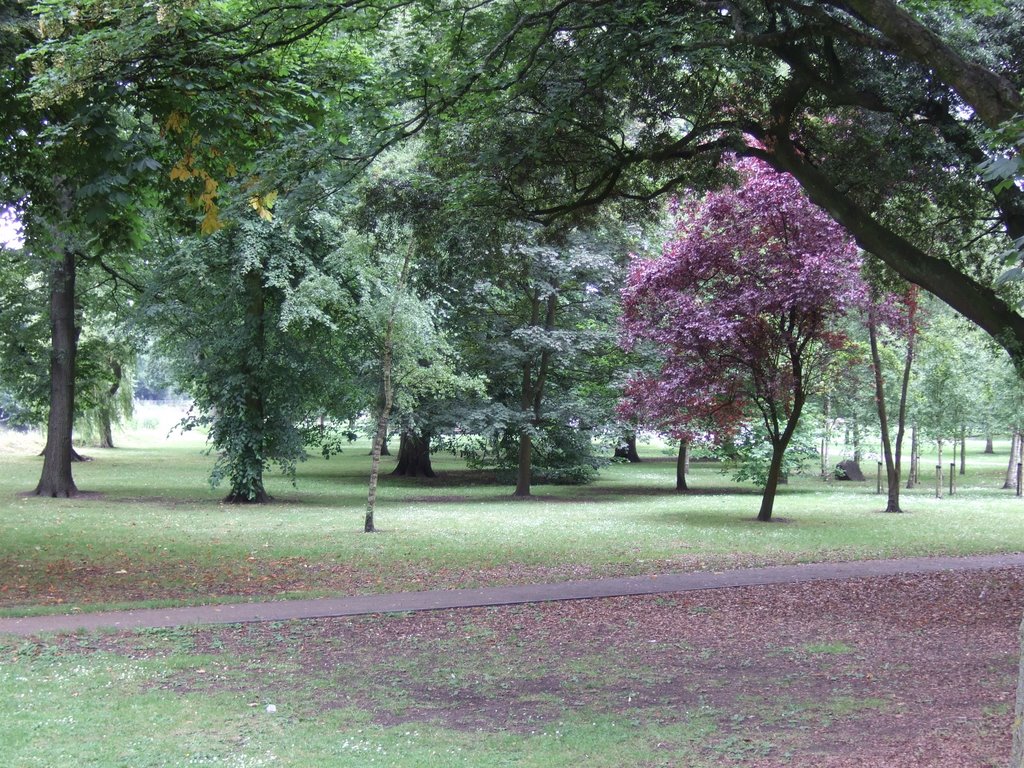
top-left (144, 212), bottom-right (360, 502)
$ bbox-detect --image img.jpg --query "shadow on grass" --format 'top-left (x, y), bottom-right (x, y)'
top-left (640, 508), bottom-right (780, 528)
top-left (585, 485), bottom-right (763, 498)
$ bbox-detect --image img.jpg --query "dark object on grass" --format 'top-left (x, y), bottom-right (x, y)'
top-left (835, 459), bottom-right (866, 481)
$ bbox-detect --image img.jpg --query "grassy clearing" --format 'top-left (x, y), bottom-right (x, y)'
top-left (0, 426), bottom-right (1021, 615)
top-left (0, 421), bottom-right (1018, 767)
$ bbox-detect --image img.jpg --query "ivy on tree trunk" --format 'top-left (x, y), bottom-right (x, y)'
top-left (35, 248), bottom-right (78, 498)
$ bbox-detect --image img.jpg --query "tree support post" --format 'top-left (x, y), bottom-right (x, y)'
top-left (935, 465), bottom-right (942, 499)
top-left (949, 463), bottom-right (955, 496)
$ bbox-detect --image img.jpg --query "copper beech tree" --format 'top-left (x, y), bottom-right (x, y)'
top-left (620, 159), bottom-right (866, 522)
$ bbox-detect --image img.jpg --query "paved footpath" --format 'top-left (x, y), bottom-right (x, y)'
top-left (2, 553), bottom-right (1022, 637)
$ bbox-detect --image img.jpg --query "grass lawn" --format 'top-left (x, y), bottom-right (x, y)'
top-left (0, 422), bottom-right (1021, 767)
top-left (0, 423), bottom-right (1022, 616)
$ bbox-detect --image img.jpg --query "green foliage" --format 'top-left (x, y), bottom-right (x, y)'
top-left (718, 420), bottom-right (820, 488)
top-left (144, 214), bottom-right (360, 500)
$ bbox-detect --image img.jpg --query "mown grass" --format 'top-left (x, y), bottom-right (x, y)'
top-left (1, 422), bottom-right (1022, 615)
top-left (0, 421), bottom-right (1019, 767)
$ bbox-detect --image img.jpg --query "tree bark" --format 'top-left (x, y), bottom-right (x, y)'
top-left (225, 269), bottom-right (270, 504)
top-left (392, 430), bottom-right (436, 478)
top-left (833, 0), bottom-right (1023, 129)
top-left (906, 424), bottom-right (919, 488)
top-left (675, 439), bottom-right (689, 491)
top-left (34, 248), bottom-right (78, 498)
top-left (761, 133), bottom-right (1024, 366)
top-left (366, 246), bottom-right (412, 531)
top-left (514, 431), bottom-right (532, 497)
top-left (97, 410), bottom-right (114, 449)
top-left (614, 433), bottom-right (642, 462)
top-left (985, 433), bottom-right (994, 454)
top-left (758, 393), bottom-right (806, 522)
top-left (820, 396), bottom-right (831, 478)
top-left (96, 359), bottom-right (123, 449)
top-left (959, 425), bottom-right (966, 476)
top-left (514, 290), bottom-right (558, 498)
top-left (868, 313), bottom-right (901, 512)
top-left (759, 437), bottom-right (789, 522)
top-left (1005, 429), bottom-right (1021, 490)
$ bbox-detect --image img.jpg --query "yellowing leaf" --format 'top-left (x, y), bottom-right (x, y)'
top-left (164, 111), bottom-right (188, 134)
top-left (226, 162), bottom-right (238, 178)
top-left (200, 206), bottom-right (223, 235)
top-left (169, 160), bottom-right (192, 181)
top-left (249, 190), bottom-right (278, 222)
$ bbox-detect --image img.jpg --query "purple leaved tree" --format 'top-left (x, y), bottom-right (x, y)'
top-left (620, 158), bottom-right (866, 521)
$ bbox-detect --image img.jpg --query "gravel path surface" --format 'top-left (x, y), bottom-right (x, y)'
top-left (2, 552), bottom-right (1021, 636)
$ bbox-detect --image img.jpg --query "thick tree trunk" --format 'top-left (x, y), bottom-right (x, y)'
top-left (514, 432), bottom-right (532, 497)
top-left (35, 249), bottom-right (78, 498)
top-left (838, 0), bottom-right (1023, 129)
top-left (985, 433), bottom-right (994, 454)
top-left (514, 291), bottom-right (557, 499)
top-left (226, 270), bottom-right (269, 504)
top-left (97, 410), bottom-right (114, 449)
top-left (614, 433), bottom-right (642, 463)
top-left (392, 430), bottom-right (436, 478)
top-left (676, 439), bottom-right (689, 491)
top-left (764, 134), bottom-right (1024, 366)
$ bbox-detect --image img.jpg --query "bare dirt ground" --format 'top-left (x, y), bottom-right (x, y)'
top-left (72, 566), bottom-right (1023, 767)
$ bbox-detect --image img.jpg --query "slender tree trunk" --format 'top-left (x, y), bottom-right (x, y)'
top-left (869, 315), bottom-right (901, 512)
top-left (907, 424), bottom-right (918, 488)
top-left (614, 433), bottom-right (642, 463)
top-left (35, 248), bottom-right (78, 498)
top-left (959, 425), bottom-right (966, 475)
top-left (759, 438), bottom-right (789, 522)
top-left (758, 398), bottom-right (806, 522)
top-left (852, 414), bottom-right (863, 462)
top-left (366, 246), bottom-right (412, 531)
top-left (1005, 429), bottom-right (1021, 490)
top-left (392, 430), bottom-right (436, 478)
top-left (820, 395), bottom-right (831, 478)
top-left (676, 439), bottom-right (689, 491)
